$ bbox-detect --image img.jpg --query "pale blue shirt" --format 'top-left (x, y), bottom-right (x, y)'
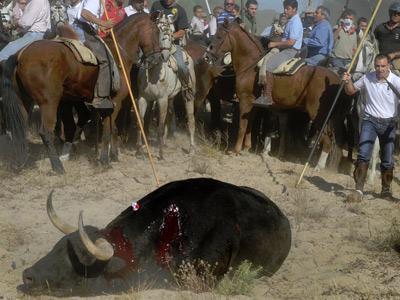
top-left (283, 13), bottom-right (303, 50)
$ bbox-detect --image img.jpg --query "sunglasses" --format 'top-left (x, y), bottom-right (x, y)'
top-left (225, 3), bottom-right (234, 6)
top-left (392, 12), bottom-right (400, 16)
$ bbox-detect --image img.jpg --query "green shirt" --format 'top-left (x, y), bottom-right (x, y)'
top-left (243, 13), bottom-right (257, 34)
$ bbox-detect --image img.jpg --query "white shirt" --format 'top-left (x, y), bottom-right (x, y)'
top-left (124, 6), bottom-right (149, 17)
top-left (67, 1), bottom-right (83, 25)
top-left (354, 71), bottom-right (400, 118)
top-left (80, 0), bottom-right (102, 27)
top-left (18, 0), bottom-right (50, 32)
top-left (209, 16), bottom-right (217, 36)
top-left (191, 16), bottom-right (206, 35)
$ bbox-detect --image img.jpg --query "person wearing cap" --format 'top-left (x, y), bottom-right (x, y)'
top-left (303, 5), bottom-right (333, 66)
top-left (342, 54), bottom-right (400, 202)
top-left (375, 2), bottom-right (400, 72)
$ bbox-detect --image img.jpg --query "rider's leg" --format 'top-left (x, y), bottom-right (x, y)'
top-left (0, 32), bottom-right (45, 61)
top-left (172, 45), bottom-right (190, 88)
top-left (83, 33), bottom-right (113, 110)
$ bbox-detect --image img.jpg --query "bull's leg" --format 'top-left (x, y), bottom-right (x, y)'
top-left (234, 95), bottom-right (253, 154)
top-left (157, 97), bottom-right (168, 160)
top-left (39, 103), bottom-right (65, 174)
top-left (135, 97), bottom-right (148, 157)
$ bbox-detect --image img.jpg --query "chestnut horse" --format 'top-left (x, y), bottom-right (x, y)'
top-left (205, 20), bottom-right (350, 168)
top-left (1, 13), bottom-right (161, 173)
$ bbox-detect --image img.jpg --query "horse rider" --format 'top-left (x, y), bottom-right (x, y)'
top-left (242, 0), bottom-right (258, 34)
top-left (261, 13), bottom-right (287, 40)
top-left (69, 0), bottom-right (115, 111)
top-left (303, 5), bottom-right (333, 66)
top-left (150, 0), bottom-right (191, 93)
top-left (0, 0), bottom-right (50, 62)
top-left (375, 2), bottom-right (400, 75)
top-left (255, 0), bottom-right (303, 107)
top-left (217, 0), bottom-right (237, 25)
top-left (343, 54), bottom-right (400, 202)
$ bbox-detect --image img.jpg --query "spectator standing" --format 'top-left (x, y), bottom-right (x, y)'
top-left (217, 0), bottom-right (236, 24)
top-left (330, 9), bottom-right (357, 73)
top-left (99, 0), bottom-right (126, 38)
top-left (243, 0), bottom-right (257, 34)
top-left (375, 2), bottom-right (400, 72)
top-left (191, 5), bottom-right (207, 36)
top-left (303, 5), bottom-right (333, 66)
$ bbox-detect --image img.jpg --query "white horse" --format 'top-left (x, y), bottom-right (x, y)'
top-left (136, 13), bottom-right (196, 159)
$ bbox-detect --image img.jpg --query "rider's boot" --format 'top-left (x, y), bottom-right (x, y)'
top-left (346, 161), bottom-right (369, 202)
top-left (254, 71), bottom-right (274, 107)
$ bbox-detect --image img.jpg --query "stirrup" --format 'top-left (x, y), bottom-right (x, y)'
top-left (254, 95), bottom-right (273, 108)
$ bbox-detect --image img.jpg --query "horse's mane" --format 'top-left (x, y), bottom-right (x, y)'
top-left (113, 12), bottom-right (149, 33)
top-left (232, 22), bottom-right (265, 56)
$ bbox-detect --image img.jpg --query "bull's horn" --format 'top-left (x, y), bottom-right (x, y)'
top-left (78, 211), bottom-right (114, 261)
top-left (47, 190), bottom-right (77, 235)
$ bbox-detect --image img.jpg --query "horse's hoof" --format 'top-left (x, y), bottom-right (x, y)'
top-left (110, 153), bottom-right (119, 162)
top-left (53, 165), bottom-right (65, 175)
top-left (99, 154), bottom-right (110, 166)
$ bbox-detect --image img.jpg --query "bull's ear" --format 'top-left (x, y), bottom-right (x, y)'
top-left (150, 10), bottom-right (161, 22)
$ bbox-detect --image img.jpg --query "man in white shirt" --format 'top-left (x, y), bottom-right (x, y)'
top-left (67, 0), bottom-right (84, 41)
top-left (77, 0), bottom-right (115, 110)
top-left (0, 0), bottom-right (50, 61)
top-left (343, 54), bottom-right (400, 202)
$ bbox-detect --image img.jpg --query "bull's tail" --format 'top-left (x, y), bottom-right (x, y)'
top-left (1, 55), bottom-right (28, 168)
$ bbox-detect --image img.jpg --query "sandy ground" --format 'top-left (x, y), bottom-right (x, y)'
top-left (1, 130), bottom-right (400, 299)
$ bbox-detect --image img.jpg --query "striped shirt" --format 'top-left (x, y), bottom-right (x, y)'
top-left (217, 11), bottom-right (235, 24)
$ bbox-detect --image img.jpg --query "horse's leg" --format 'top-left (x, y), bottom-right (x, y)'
top-left (157, 97), bottom-right (168, 160)
top-left (39, 102), bottom-right (65, 174)
top-left (235, 95), bottom-right (253, 154)
top-left (110, 99), bottom-right (122, 162)
top-left (99, 115), bottom-right (111, 166)
top-left (183, 92), bottom-right (196, 154)
top-left (135, 97), bottom-right (148, 157)
top-left (59, 102), bottom-right (75, 161)
top-left (277, 112), bottom-right (288, 158)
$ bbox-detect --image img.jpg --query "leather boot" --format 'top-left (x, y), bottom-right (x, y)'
top-left (381, 168), bottom-right (394, 200)
top-left (254, 72), bottom-right (274, 107)
top-left (346, 161), bottom-right (369, 202)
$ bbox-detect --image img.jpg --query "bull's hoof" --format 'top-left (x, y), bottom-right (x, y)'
top-left (346, 190), bottom-right (363, 203)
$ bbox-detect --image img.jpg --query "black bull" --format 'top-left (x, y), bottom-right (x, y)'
top-left (21, 178), bottom-right (291, 295)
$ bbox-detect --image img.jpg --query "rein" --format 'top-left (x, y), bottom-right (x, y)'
top-left (207, 25), bottom-right (267, 77)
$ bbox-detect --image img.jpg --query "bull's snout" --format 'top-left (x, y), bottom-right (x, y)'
top-left (22, 268), bottom-right (36, 287)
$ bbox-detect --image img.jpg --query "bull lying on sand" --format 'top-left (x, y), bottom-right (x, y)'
top-left (21, 178), bottom-right (291, 295)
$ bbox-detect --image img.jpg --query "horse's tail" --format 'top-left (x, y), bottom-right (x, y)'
top-left (1, 55), bottom-right (28, 168)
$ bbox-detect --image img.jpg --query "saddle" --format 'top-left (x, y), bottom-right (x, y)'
top-left (54, 38), bottom-right (97, 65)
top-left (272, 57), bottom-right (306, 75)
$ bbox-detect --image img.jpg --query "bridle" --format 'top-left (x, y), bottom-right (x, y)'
top-left (205, 24), bottom-right (267, 76)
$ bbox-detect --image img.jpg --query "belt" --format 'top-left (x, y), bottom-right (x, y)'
top-left (364, 113), bottom-right (397, 123)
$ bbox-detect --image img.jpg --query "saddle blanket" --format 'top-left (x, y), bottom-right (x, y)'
top-left (272, 57), bottom-right (305, 75)
top-left (55, 38), bottom-right (98, 65)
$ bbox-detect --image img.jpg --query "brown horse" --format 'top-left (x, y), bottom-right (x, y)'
top-left (205, 20), bottom-right (350, 168)
top-left (1, 13), bottom-right (161, 173)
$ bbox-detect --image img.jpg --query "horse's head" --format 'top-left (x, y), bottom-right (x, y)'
top-left (138, 12), bottom-right (162, 67)
top-left (156, 12), bottom-right (175, 62)
top-left (205, 19), bottom-right (236, 64)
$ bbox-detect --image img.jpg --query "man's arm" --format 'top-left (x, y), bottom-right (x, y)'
top-left (81, 9), bottom-right (114, 29)
top-left (173, 29), bottom-right (185, 39)
top-left (343, 72), bottom-right (360, 95)
top-left (18, 2), bottom-right (41, 30)
top-left (268, 39), bottom-right (295, 49)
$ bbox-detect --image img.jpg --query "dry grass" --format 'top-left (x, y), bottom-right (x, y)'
top-left (172, 260), bottom-right (261, 297)
top-left (369, 218), bottom-right (400, 252)
top-left (196, 124), bottom-right (225, 161)
top-left (188, 157), bottom-right (213, 176)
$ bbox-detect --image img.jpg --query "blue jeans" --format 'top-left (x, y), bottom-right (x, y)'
top-left (305, 54), bottom-right (327, 66)
top-left (173, 45), bottom-right (189, 86)
top-left (0, 31), bottom-right (45, 61)
top-left (358, 116), bottom-right (397, 170)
